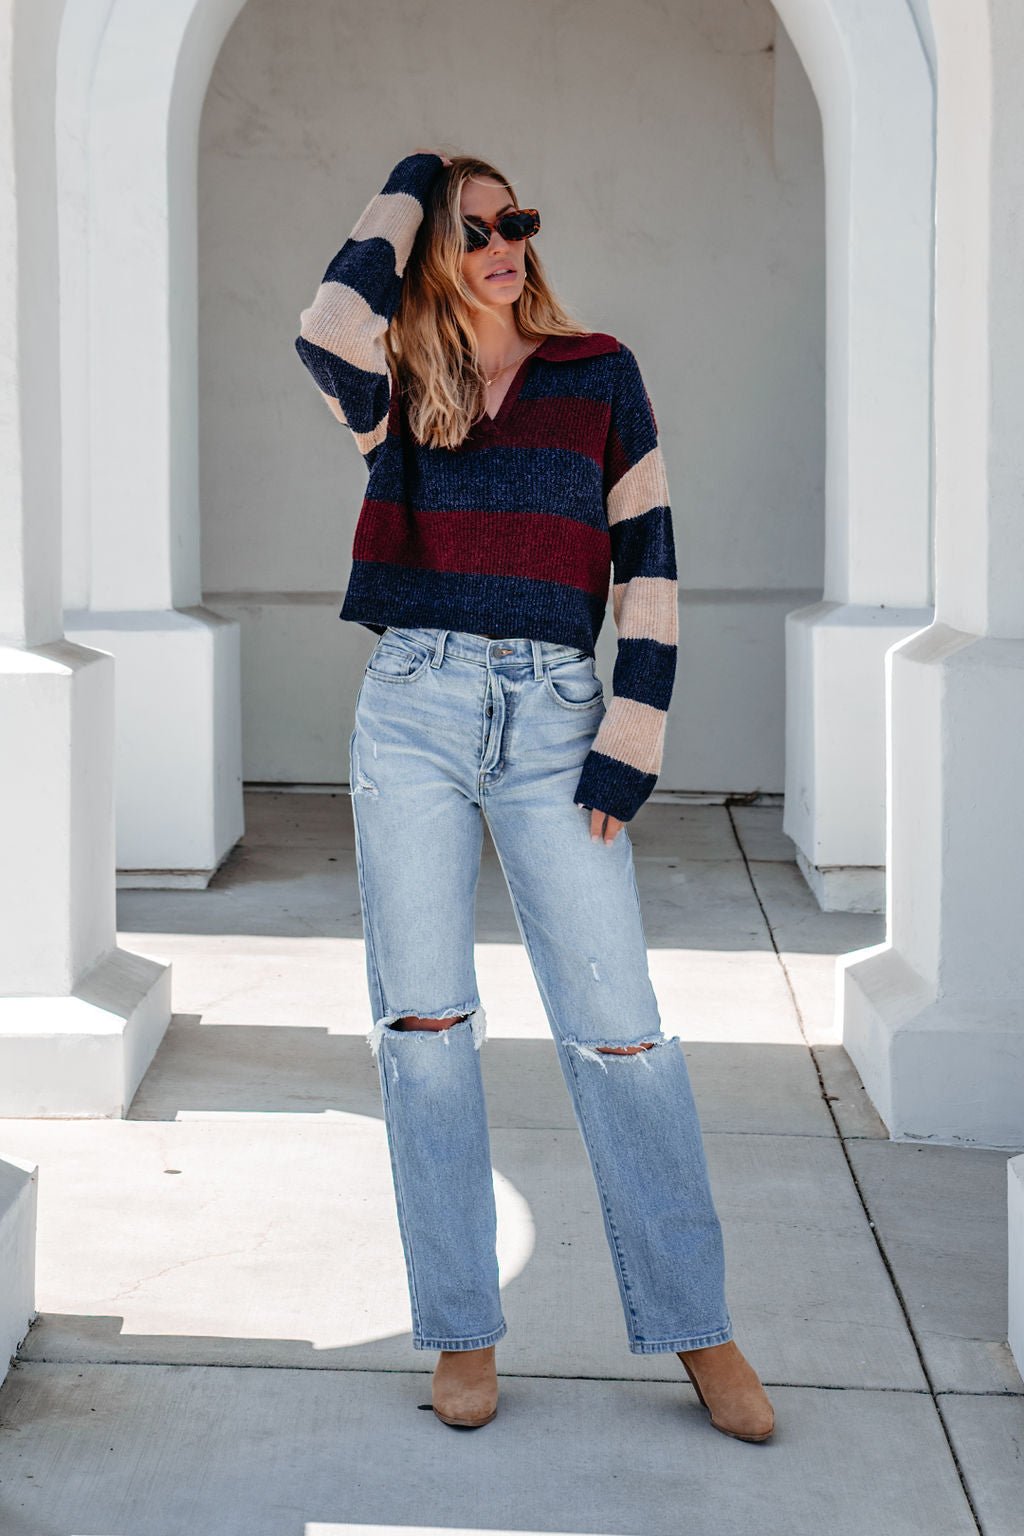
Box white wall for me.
[199,0,825,789]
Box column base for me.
[795,846,885,914]
[64,606,244,887]
[840,943,1024,1148]
[0,946,171,1117]
[1009,1157,1024,1378]
[784,600,932,913]
[0,1155,37,1385]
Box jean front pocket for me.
[365,634,433,684]
[543,655,605,710]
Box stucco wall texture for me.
[199,0,825,788]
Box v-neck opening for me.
[482,348,538,429]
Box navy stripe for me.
[372,442,607,525]
[574,750,658,825]
[609,636,676,713]
[608,345,660,462]
[321,236,402,325]
[340,563,607,651]
[294,336,388,440]
[610,505,677,582]
[519,359,618,407]
[380,151,447,200]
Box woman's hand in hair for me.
[414,147,452,166]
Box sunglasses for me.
[461,208,541,253]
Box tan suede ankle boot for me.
[432,1344,499,1428]
[677,1339,775,1442]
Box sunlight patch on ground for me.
[118,934,809,1045]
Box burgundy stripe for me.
[490,394,610,457]
[604,422,633,496]
[388,392,611,461]
[352,504,611,593]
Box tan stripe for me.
[316,393,388,451]
[355,414,389,455]
[588,695,667,777]
[321,392,347,425]
[299,282,390,377]
[349,189,430,276]
[299,187,425,387]
[611,576,678,646]
[318,392,389,455]
[607,444,671,526]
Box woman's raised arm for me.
[294,150,450,469]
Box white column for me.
[59,0,246,885]
[0,1154,37,1386]
[0,0,170,1116]
[841,0,1024,1146]
[774,0,935,912]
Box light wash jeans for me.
[349,625,733,1355]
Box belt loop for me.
[431,630,448,669]
[531,638,543,680]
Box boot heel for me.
[431,1345,499,1429]
[679,1356,709,1410]
[677,1341,775,1442]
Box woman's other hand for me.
[588,807,625,844]
[413,147,452,166]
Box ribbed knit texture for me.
[295,151,678,822]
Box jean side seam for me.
[481,809,643,1343]
[560,1045,644,1343]
[350,772,425,1341]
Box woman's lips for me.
[485,268,518,282]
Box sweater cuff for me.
[574,748,658,824]
[383,151,447,203]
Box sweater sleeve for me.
[573,344,679,822]
[294,151,446,470]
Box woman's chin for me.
[477,285,520,309]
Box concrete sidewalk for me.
[0,795,1021,1535]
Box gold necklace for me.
[482,341,539,387]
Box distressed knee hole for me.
[367,1003,488,1059]
[567,1034,677,1073]
[393,1014,467,1031]
[595,1043,655,1054]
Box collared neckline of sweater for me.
[529,331,619,362]
[466,331,620,434]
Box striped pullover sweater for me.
[294,151,678,822]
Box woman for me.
[294,148,774,1442]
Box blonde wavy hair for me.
[383,154,592,450]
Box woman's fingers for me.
[589,807,624,843]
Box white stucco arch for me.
[773,0,935,913]
[59,0,245,883]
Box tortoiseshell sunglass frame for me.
[461,208,541,253]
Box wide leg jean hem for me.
[628,1320,735,1355]
[412,1319,509,1352]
